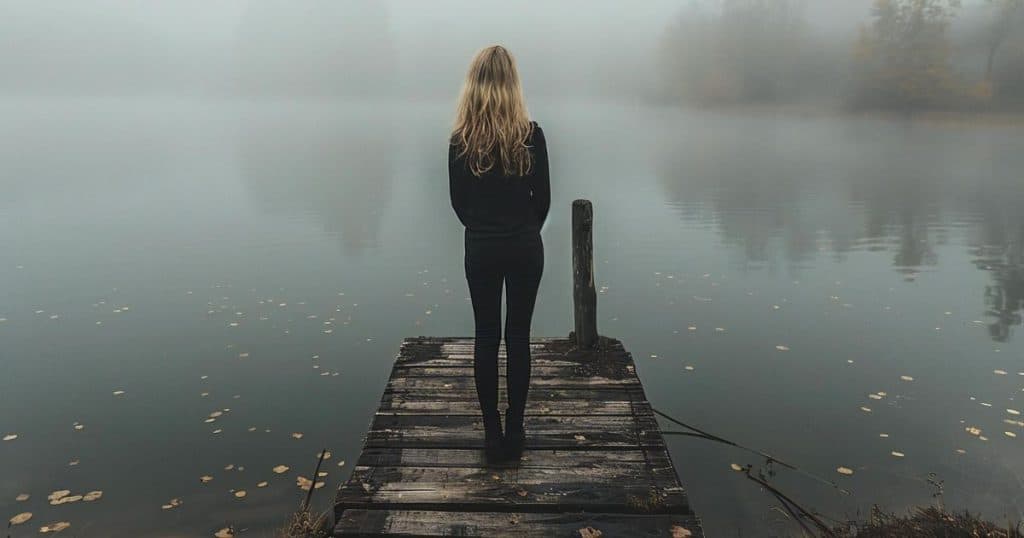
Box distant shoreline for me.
[679,100,1024,127]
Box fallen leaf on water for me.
[579,526,603,538]
[82,491,102,502]
[1006,431,1017,438]
[233,490,246,498]
[257,481,268,488]
[214,528,234,538]
[729,463,743,472]
[879,433,889,438]
[775,345,790,351]
[15,493,30,501]
[291,432,304,440]
[112,390,125,396]
[39,521,71,533]
[47,491,70,502]
[671,525,693,538]
[2,434,16,441]
[1008,409,1021,416]
[337,460,346,467]
[891,451,905,458]
[223,464,234,471]
[900,375,914,382]
[200,476,213,484]
[161,498,183,510]
[836,467,854,476]
[9,512,32,525]
[995,369,1008,375]
[966,426,982,436]
[860,407,872,413]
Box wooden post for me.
[572,199,598,349]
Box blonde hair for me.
[451,45,534,178]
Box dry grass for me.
[276,508,329,538]
[836,506,1023,537]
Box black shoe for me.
[483,412,504,464]
[503,408,525,461]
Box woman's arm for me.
[448,142,470,226]
[530,125,551,228]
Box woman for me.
[448,45,550,463]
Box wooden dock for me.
[332,201,703,536]
[332,336,703,537]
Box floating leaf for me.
[256,481,268,488]
[729,463,743,472]
[671,526,693,538]
[273,465,289,474]
[233,490,246,498]
[836,466,854,476]
[775,345,790,351]
[995,369,1008,375]
[2,433,16,441]
[891,451,905,458]
[291,432,304,440]
[1006,431,1017,438]
[161,498,183,510]
[15,493,30,502]
[200,476,213,484]
[112,390,125,396]
[9,512,32,525]
[47,491,70,502]
[82,491,102,502]
[214,528,234,538]
[899,375,914,382]
[39,521,71,533]
[578,527,603,538]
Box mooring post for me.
[572,199,598,349]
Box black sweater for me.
[448,121,550,240]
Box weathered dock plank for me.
[334,336,703,537]
[335,510,704,537]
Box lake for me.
[1,96,1022,536]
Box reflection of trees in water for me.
[237,108,395,255]
[233,1,396,97]
[655,116,1024,341]
[656,120,877,269]
[968,160,1024,342]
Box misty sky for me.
[0,0,994,98]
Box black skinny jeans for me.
[464,232,544,421]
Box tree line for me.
[658,0,1024,111]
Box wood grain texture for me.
[334,336,703,537]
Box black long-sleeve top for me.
[448,121,550,240]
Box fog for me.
[2,2,1023,536]
[0,0,881,101]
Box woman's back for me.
[448,121,550,240]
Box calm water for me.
[2,96,1022,536]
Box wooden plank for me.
[354,447,671,469]
[336,464,689,514]
[335,509,704,537]
[377,398,649,416]
[364,414,666,450]
[385,376,639,391]
[383,387,647,403]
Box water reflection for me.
[237,107,397,254]
[656,112,1024,340]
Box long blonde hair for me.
[451,45,534,178]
